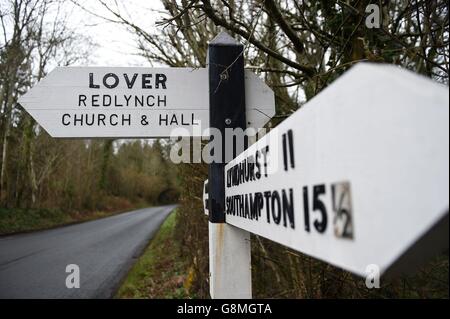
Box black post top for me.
[209,31,243,47]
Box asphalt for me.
[0,205,177,299]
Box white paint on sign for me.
[19,67,275,138]
[203,179,209,216]
[224,63,449,277]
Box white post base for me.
[209,222,252,299]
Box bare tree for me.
[0,0,92,206]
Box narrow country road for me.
[0,205,177,299]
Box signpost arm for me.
[208,32,252,299]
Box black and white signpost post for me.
[207,32,252,299]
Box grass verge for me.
[116,209,191,298]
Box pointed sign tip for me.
[17,95,26,107]
[210,31,242,46]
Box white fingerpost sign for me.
[224,63,449,277]
[18,68,274,138]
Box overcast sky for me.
[68,0,165,67]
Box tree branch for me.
[263,0,305,54]
[201,0,315,77]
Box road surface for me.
[0,205,176,299]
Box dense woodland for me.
[1,0,449,298]
[0,0,179,214]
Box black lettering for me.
[78,95,87,106]
[182,113,189,125]
[103,73,119,89]
[98,114,106,126]
[244,194,250,219]
[124,95,132,106]
[142,74,152,89]
[92,95,99,107]
[124,73,138,89]
[282,189,295,229]
[282,131,295,171]
[122,114,131,126]
[110,114,118,126]
[135,95,144,107]
[257,193,264,217]
[157,95,167,106]
[255,151,261,179]
[62,114,70,125]
[155,73,167,89]
[159,114,168,125]
[245,160,251,182]
[235,164,240,185]
[230,196,235,216]
[239,162,245,184]
[85,114,94,126]
[248,156,255,181]
[303,186,310,232]
[170,114,178,125]
[261,146,270,178]
[282,133,288,171]
[89,73,100,88]
[114,95,123,107]
[225,197,230,215]
[103,95,111,106]
[146,95,155,106]
[239,195,244,217]
[271,191,281,225]
[288,130,295,169]
[74,113,83,126]
[313,184,327,233]
[249,193,259,221]
[264,191,271,223]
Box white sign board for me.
[224,63,449,277]
[18,67,274,138]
